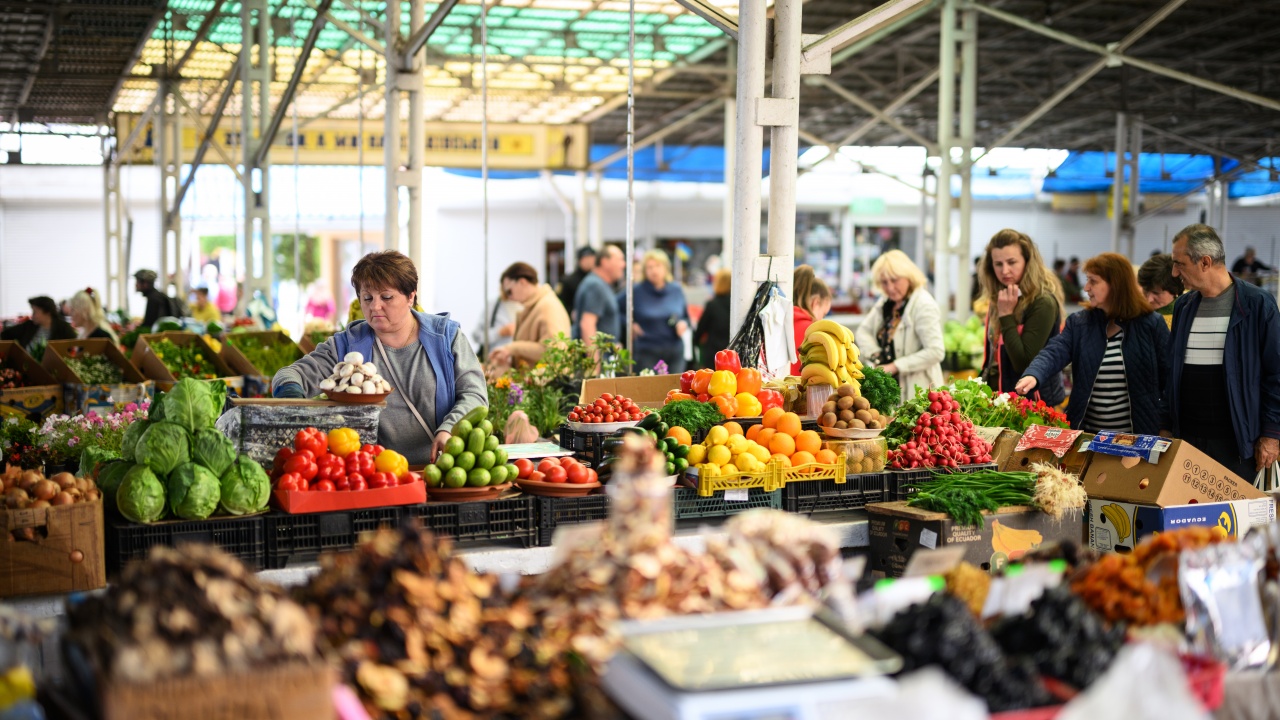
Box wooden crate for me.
[220,331,303,395]
[0,499,105,598]
[43,339,153,414]
[0,340,62,422]
[99,661,336,720]
[131,332,241,391]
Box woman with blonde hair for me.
[791,265,833,375]
[621,249,690,373]
[69,288,118,343]
[979,229,1066,403]
[855,250,944,402]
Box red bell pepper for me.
[345,451,376,479]
[283,450,318,482]
[696,392,710,403]
[333,474,351,491]
[679,370,697,393]
[402,471,422,486]
[368,472,396,489]
[271,447,294,479]
[276,472,307,492]
[756,389,784,412]
[316,453,345,484]
[314,479,336,492]
[294,427,328,457]
[714,349,741,374]
[360,444,385,457]
[348,475,368,492]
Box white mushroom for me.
[346,385,364,394]
[339,364,355,378]
[344,352,364,364]
[332,363,346,375]
[378,379,391,392]
[361,380,377,394]
[319,378,336,391]
[350,372,365,385]
[335,383,349,393]
[360,362,378,376]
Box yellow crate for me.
[781,454,847,486]
[690,461,784,497]
[824,438,888,474]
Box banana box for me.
[1088,497,1276,553]
[1083,434,1267,506]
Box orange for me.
[762,407,786,429]
[746,424,762,442]
[768,433,796,457]
[795,430,822,455]
[771,453,792,469]
[756,428,776,449]
[666,426,692,446]
[776,412,802,438]
[722,421,745,437]
[790,451,817,471]
[815,448,837,466]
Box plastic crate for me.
[105,515,265,575]
[263,507,408,569]
[673,486,781,520]
[535,493,610,546]
[557,424,612,467]
[783,472,889,514]
[780,454,847,487]
[405,497,537,548]
[691,461,784,497]
[887,462,1000,500]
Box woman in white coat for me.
[855,250,945,403]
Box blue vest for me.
[334,310,459,429]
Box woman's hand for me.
[675,320,689,337]
[997,285,1019,317]
[1014,376,1038,395]
[881,362,898,376]
[498,323,515,338]
[431,431,452,464]
[488,345,511,367]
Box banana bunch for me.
[799,320,865,391]
[1099,503,1132,542]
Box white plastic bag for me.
[1057,644,1210,720]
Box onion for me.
[5,489,29,509]
[83,489,101,502]
[29,500,50,510]
[19,470,41,491]
[30,479,57,502]
[52,472,75,490]
[51,492,74,506]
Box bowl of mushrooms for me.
[319,352,393,404]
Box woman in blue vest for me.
[272,251,488,465]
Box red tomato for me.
[545,465,568,483]
[348,476,367,492]
[566,463,588,484]
[537,458,558,475]
[314,480,336,492]
[515,458,535,478]
[587,469,599,484]
[558,456,576,468]
[528,470,546,483]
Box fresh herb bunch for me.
[859,367,901,415]
[65,355,125,385]
[907,470,1038,527]
[228,335,301,377]
[658,399,725,435]
[976,393,1069,432]
[151,339,218,380]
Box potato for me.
[821,412,838,427]
[854,397,871,411]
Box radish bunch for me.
[888,390,993,470]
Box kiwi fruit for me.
[854,409,873,424]
[837,384,856,398]
[849,419,867,430]
[823,401,838,415]
[853,396,871,411]
[850,447,866,463]
[837,395,855,411]
[838,409,854,423]
[835,421,848,429]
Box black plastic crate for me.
[673,486,781,520]
[557,424,614,467]
[535,493,610,546]
[105,515,266,575]
[405,497,537,548]
[783,473,889,514]
[263,507,409,569]
[887,462,1000,500]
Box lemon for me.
[706,426,729,446]
[686,444,707,465]
[726,435,747,454]
[749,443,771,463]
[734,454,758,473]
[707,444,733,467]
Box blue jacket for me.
[334,310,460,429]
[1023,309,1170,435]
[1164,280,1280,459]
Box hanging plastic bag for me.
[1058,644,1211,720]
[759,286,795,381]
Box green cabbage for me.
[208,380,228,422]
[120,420,148,462]
[135,421,191,477]
[167,463,221,520]
[96,461,132,507]
[192,429,236,477]
[150,392,167,421]
[117,465,166,523]
[78,445,119,478]
[163,378,216,433]
[219,455,270,516]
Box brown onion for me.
[19,470,41,491]
[5,488,29,509]
[30,479,57,502]
[29,500,50,510]
[51,492,74,506]
[52,472,75,490]
[83,489,101,502]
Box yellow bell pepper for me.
[375,448,409,478]
[734,392,763,418]
[327,427,362,458]
[708,370,738,398]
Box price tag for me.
[918,527,938,549]
[903,546,966,578]
[972,426,1005,445]
[724,489,750,502]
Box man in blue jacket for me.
[1164,223,1280,481]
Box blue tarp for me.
[1042,150,1280,198]
[445,144,771,184]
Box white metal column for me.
[955,7,976,316]
[1110,112,1127,254]
[384,0,403,253]
[405,0,426,286]
[729,0,766,333]
[590,170,603,249]
[765,0,801,327]
[575,170,589,251]
[157,82,184,297]
[103,144,126,310]
[934,0,957,319]
[722,40,736,266]
[242,0,273,307]
[1124,119,1141,259]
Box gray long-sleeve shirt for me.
[273,329,488,466]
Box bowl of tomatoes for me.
[513,456,601,497]
[565,392,650,433]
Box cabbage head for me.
[192,429,236,478]
[135,421,191,477]
[117,465,166,523]
[167,463,221,520]
[78,445,119,478]
[163,378,216,433]
[219,455,270,516]
[96,461,132,506]
[120,420,148,462]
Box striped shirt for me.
[1083,329,1132,433]
[1180,284,1236,441]
[1185,286,1234,365]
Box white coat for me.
[855,289,946,403]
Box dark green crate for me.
[673,486,781,520]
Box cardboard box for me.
[0,499,106,598]
[98,661,336,720]
[974,427,1022,467]
[868,500,1084,578]
[43,339,154,415]
[131,332,239,384]
[1001,425,1093,476]
[580,374,681,408]
[1082,434,1266,506]
[1087,497,1276,553]
[0,341,62,422]
[220,331,303,398]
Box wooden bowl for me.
[326,389,392,404]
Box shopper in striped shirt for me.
[1163,224,1280,481]
[1016,253,1169,435]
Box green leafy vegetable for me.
[906,470,1038,527]
[77,445,119,479]
[163,378,216,433]
[860,367,901,415]
[120,420,149,462]
[192,428,237,478]
[656,400,725,435]
[117,464,166,523]
[228,335,302,377]
[135,421,192,477]
[167,462,221,520]
[219,455,270,516]
[64,354,125,384]
[151,338,218,380]
[96,461,132,507]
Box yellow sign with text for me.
[115,115,589,170]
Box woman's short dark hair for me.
[28,296,58,316]
[500,262,538,285]
[1137,254,1184,297]
[351,251,418,299]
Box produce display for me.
[112,378,268,522]
[0,368,24,389]
[63,354,125,385]
[66,544,317,683]
[886,389,993,468]
[688,410,833,475]
[567,392,650,424]
[943,316,986,370]
[226,334,302,377]
[513,456,598,485]
[906,470,1038,527]
[151,338,219,380]
[991,585,1126,691]
[798,320,865,389]
[422,406,513,488]
[664,352,784,419]
[817,383,889,431]
[317,352,391,395]
[1,466,99,539]
[272,426,422,493]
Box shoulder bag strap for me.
[374,336,433,440]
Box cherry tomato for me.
[546,466,568,483]
[314,480,336,492]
